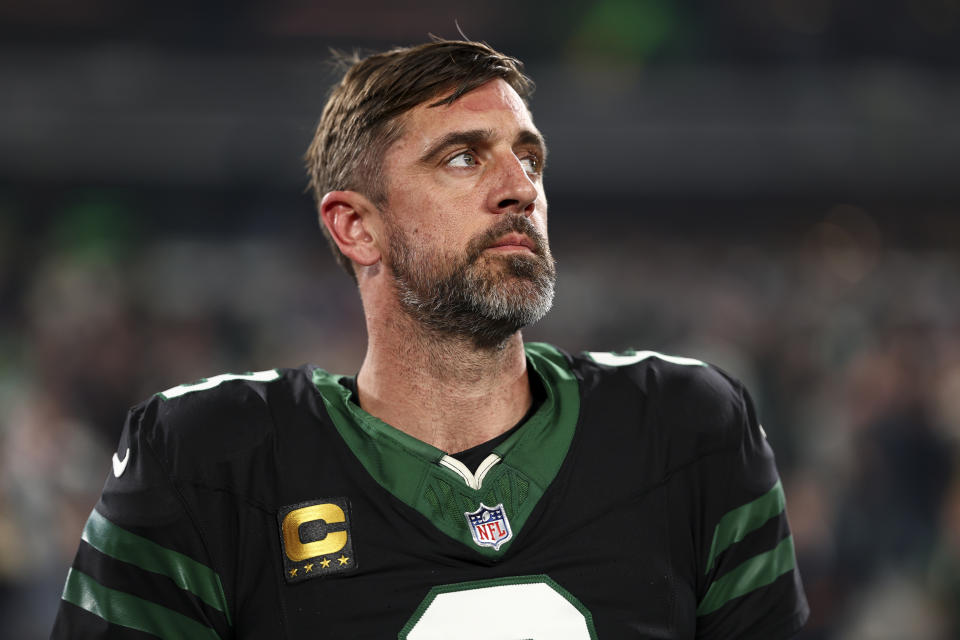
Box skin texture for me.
[320,79,551,454]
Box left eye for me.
[520,155,539,174]
[447,152,477,168]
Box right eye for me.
[447,151,478,168]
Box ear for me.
[319,190,382,268]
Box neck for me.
[356,301,532,454]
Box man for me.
[52,40,808,638]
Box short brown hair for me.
[305,39,534,278]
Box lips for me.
[487,233,536,252]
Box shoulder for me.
[569,349,750,459]
[131,367,308,476]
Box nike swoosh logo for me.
[113,448,130,478]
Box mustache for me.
[464,216,547,262]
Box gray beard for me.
[385,215,556,349]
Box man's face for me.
[377,78,555,347]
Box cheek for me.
[535,179,548,206]
[533,198,548,229]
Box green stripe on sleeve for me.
[62,568,221,639]
[696,535,796,616]
[704,479,786,575]
[82,509,230,624]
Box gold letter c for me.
[282,504,348,562]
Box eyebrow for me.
[516,129,548,167]
[417,128,548,166]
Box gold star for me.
[303,563,313,573]
[288,568,297,577]
[320,558,331,568]
[338,555,350,566]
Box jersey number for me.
[400,575,597,639]
[159,370,280,399]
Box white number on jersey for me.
[159,370,280,399]
[401,575,597,640]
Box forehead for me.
[445,78,530,118]
[400,79,538,146]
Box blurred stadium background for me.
[2,1,960,637]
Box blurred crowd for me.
[1,196,958,639]
[2,0,959,637]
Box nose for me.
[487,152,538,216]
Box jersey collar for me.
[310,342,580,556]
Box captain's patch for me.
[278,498,356,583]
[465,503,513,551]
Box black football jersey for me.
[51,343,808,639]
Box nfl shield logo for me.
[464,503,513,550]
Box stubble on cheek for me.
[382,210,556,347]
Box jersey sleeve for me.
[692,377,808,639]
[51,399,233,639]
